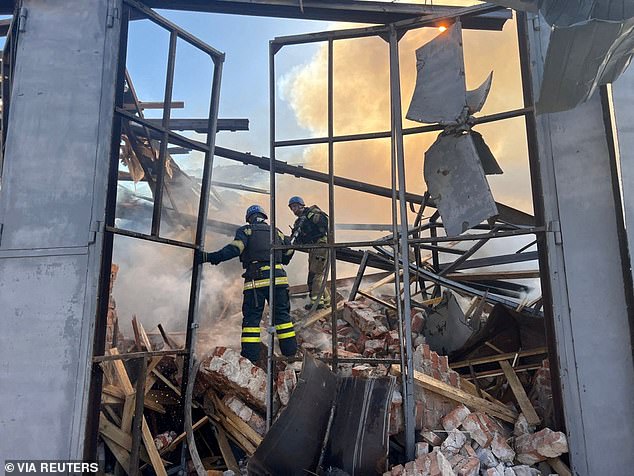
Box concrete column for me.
[524,13,634,475]
[0,0,122,459]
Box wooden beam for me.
[212,394,263,447]
[152,368,182,396]
[93,349,187,363]
[160,416,209,455]
[103,385,166,414]
[459,378,506,407]
[450,347,548,369]
[109,349,136,434]
[463,363,542,380]
[99,414,152,465]
[297,300,345,330]
[213,423,240,474]
[391,365,518,423]
[144,356,163,394]
[109,350,167,476]
[219,416,257,454]
[102,435,131,472]
[100,412,133,451]
[142,419,168,476]
[357,289,397,310]
[499,360,541,426]
[137,320,154,352]
[546,457,572,476]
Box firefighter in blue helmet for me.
[288,196,331,310]
[200,205,297,363]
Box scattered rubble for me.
[98,266,568,476]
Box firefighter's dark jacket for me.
[208,220,293,277]
[293,205,329,244]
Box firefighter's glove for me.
[197,250,222,265]
[206,251,223,265]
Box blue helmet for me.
[245,204,267,222]
[288,196,305,207]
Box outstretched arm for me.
[200,229,247,265]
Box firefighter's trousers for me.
[240,283,297,363]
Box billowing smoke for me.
[276,12,533,226]
[111,12,537,349]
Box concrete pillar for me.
[524,13,634,475]
[0,0,122,459]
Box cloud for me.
[277,12,533,228]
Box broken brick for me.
[391,464,404,476]
[441,429,467,455]
[504,466,540,476]
[198,347,267,410]
[490,432,515,463]
[515,428,568,465]
[442,404,471,432]
[411,311,425,334]
[389,389,405,435]
[513,413,534,437]
[416,442,430,458]
[276,367,297,407]
[343,301,389,337]
[364,338,387,357]
[421,430,443,446]
[452,456,480,476]
[475,447,499,469]
[428,448,456,476]
[223,395,266,436]
[460,412,505,448]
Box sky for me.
[112,2,539,338]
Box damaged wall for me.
[524,11,634,476]
[0,0,122,460]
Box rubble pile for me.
[98,265,566,476]
[385,404,568,476]
[296,297,433,362]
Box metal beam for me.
[144,117,249,132]
[214,145,534,225]
[141,0,511,30]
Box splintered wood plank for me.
[109,349,136,433]
[152,368,182,396]
[142,418,167,476]
[212,394,262,446]
[137,320,154,352]
[391,365,518,423]
[101,412,133,450]
[108,349,167,476]
[546,457,572,476]
[104,405,122,427]
[131,317,143,351]
[450,347,548,369]
[297,300,345,330]
[499,360,541,426]
[102,434,131,472]
[158,323,179,349]
[159,416,209,455]
[102,387,166,414]
[99,414,152,465]
[220,416,257,454]
[213,423,240,473]
[459,378,506,407]
[144,356,163,395]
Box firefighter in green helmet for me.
[288,196,331,310]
